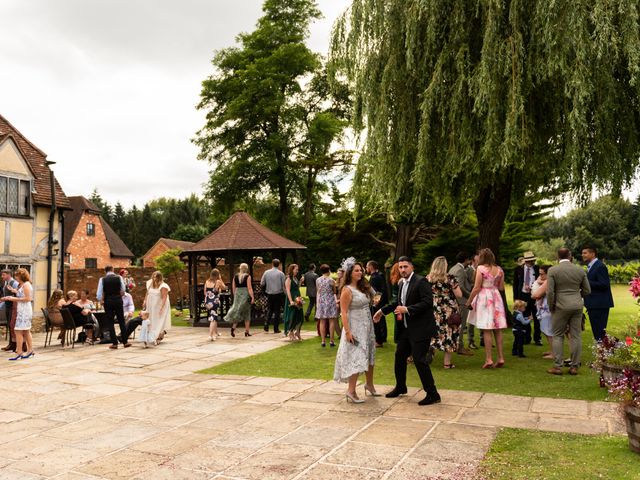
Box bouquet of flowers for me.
[607,368,640,408]
[295,296,304,308]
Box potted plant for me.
[607,368,640,454]
[593,333,624,387]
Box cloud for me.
[0,0,351,208]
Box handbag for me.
[447,312,462,327]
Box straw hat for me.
[523,251,537,262]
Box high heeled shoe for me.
[364,385,381,397]
[244,331,252,337]
[230,327,236,338]
[345,392,365,404]
[8,354,22,361]
[21,352,35,359]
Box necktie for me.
[400,280,408,327]
[524,267,531,293]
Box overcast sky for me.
[0,0,352,208]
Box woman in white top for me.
[1,268,34,360]
[141,271,171,346]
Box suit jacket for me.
[380,273,436,341]
[584,259,614,309]
[449,263,472,301]
[513,264,539,301]
[369,271,388,307]
[547,261,591,312]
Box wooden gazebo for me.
[184,211,306,326]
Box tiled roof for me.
[160,238,196,250]
[64,196,134,259]
[0,114,70,209]
[187,211,306,253]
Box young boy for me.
[512,300,531,357]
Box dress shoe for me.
[535,341,543,346]
[385,387,408,398]
[457,347,473,356]
[123,343,132,348]
[468,342,478,350]
[263,325,269,332]
[568,367,578,375]
[547,367,563,375]
[418,393,441,406]
[109,345,118,350]
[1,342,15,352]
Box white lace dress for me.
[333,286,376,383]
[14,283,32,331]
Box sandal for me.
[482,362,494,369]
[495,361,505,368]
[444,364,456,369]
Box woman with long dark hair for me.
[333,258,378,403]
[205,268,226,341]
[466,248,507,369]
[283,264,304,341]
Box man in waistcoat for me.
[97,265,131,349]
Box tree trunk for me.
[302,166,315,243]
[394,223,414,261]
[473,177,513,260]
[275,149,289,232]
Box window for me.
[0,176,30,217]
[0,264,31,274]
[85,258,97,269]
[86,223,95,236]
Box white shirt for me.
[400,272,414,306]
[587,258,598,271]
[559,259,571,263]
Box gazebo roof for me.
[186,211,306,253]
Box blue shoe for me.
[21,352,34,359]
[8,354,22,361]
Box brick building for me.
[64,196,134,270]
[142,237,194,267]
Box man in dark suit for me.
[513,251,541,345]
[373,256,440,406]
[581,247,614,341]
[96,265,131,350]
[367,260,388,347]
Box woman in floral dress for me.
[315,264,339,347]
[466,248,507,369]
[205,268,226,341]
[427,257,463,369]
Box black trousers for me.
[519,293,540,344]
[304,296,316,321]
[266,293,285,332]
[373,308,387,345]
[512,329,526,356]
[587,308,610,341]
[104,296,128,346]
[394,332,437,395]
[125,316,143,339]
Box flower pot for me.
[625,404,640,454]
[601,363,625,387]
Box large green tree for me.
[331,0,640,256]
[194,0,324,231]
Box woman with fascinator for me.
[333,258,380,403]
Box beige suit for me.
[546,260,591,368]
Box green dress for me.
[283,278,304,333]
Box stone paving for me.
[0,327,626,479]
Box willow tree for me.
[331,0,640,256]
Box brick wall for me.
[142,241,169,268]
[67,211,131,270]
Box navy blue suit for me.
[584,259,614,341]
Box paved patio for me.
[0,327,626,479]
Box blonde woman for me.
[47,289,66,345]
[1,269,34,360]
[225,263,254,337]
[427,256,463,369]
[142,271,171,346]
[205,269,227,341]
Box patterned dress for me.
[468,266,507,330]
[315,276,338,319]
[204,285,221,323]
[333,286,376,382]
[430,275,461,353]
[14,283,32,331]
[531,280,553,337]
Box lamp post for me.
[45,160,57,301]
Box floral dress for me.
[204,284,221,323]
[14,283,32,331]
[315,276,338,319]
[430,275,461,352]
[468,266,507,330]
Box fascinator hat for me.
[340,257,357,273]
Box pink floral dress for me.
[468,266,507,330]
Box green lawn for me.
[478,429,639,480]
[199,284,638,401]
